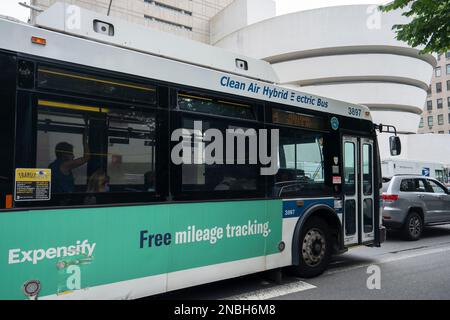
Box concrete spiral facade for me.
[211,2,436,137]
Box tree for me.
[379,0,450,54]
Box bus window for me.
[177,117,259,194]
[36,98,156,205]
[274,129,328,197]
[37,66,157,105]
[36,100,93,190]
[106,109,156,190]
[178,91,256,120]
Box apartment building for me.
[31,0,234,43]
[419,51,450,134]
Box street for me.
[150,225,450,300]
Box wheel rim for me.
[302,228,326,267]
[408,216,422,237]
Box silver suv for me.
[382,175,450,240]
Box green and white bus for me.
[0,3,397,299]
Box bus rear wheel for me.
[291,217,332,278]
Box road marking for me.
[224,281,316,300]
[388,245,429,254]
[326,245,450,275]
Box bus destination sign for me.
[272,109,325,130]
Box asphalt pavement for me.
[149,225,450,300]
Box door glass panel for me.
[363,144,373,196]
[344,142,355,195]
[345,199,356,236]
[363,199,373,233]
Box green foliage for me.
[379,0,450,54]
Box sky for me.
[0,0,31,22]
[0,0,391,22]
[275,0,390,15]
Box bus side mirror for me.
[390,136,401,156]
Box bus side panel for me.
[0,200,282,300]
[0,51,16,209]
[166,200,282,291]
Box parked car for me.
[382,175,450,240]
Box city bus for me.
[0,3,397,299]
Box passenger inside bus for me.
[84,169,110,205]
[48,134,90,194]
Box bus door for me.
[342,136,375,245]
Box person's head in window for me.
[87,169,110,193]
[49,133,90,194]
[55,142,74,161]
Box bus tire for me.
[291,216,332,278]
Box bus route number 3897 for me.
[348,107,362,117]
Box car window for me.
[427,180,448,194]
[414,179,428,193]
[400,179,414,192]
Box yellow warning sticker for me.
[15,169,51,182]
[15,169,51,201]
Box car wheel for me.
[291,217,332,278]
[402,212,423,241]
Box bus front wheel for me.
[291,217,332,278]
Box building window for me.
[428,116,433,127]
[438,114,444,125]
[436,67,441,77]
[448,97,450,108]
[144,15,193,31]
[437,98,443,109]
[447,64,450,75]
[436,82,442,93]
[446,51,450,59]
[419,117,424,128]
[438,131,444,134]
[144,0,193,16]
[447,80,450,91]
[448,113,450,124]
[427,100,432,111]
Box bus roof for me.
[0,3,372,122]
[35,2,279,84]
